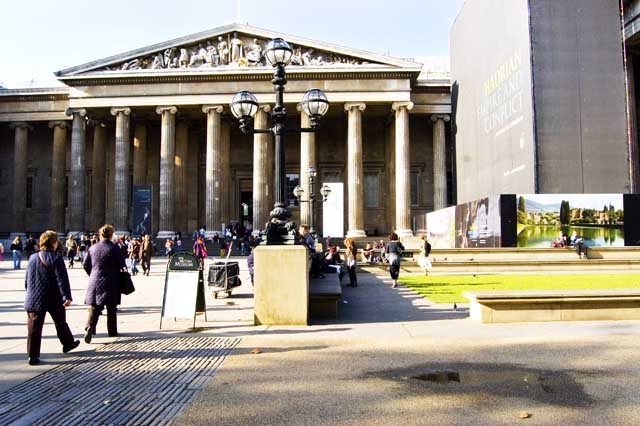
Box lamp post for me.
[230,38,329,245]
[293,167,331,238]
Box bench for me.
[464,289,640,324]
[309,274,342,318]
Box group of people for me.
[8,234,41,269]
[552,230,589,258]
[24,225,132,366]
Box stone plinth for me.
[254,246,309,325]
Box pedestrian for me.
[343,237,358,287]
[82,224,126,342]
[384,232,405,288]
[418,234,432,275]
[65,235,77,268]
[139,234,152,276]
[324,244,345,283]
[129,238,141,276]
[193,236,208,268]
[10,236,23,269]
[79,235,89,263]
[24,230,79,365]
[164,239,174,257]
[24,234,38,260]
[0,241,4,261]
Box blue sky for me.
[0,0,464,87]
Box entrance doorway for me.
[240,191,253,230]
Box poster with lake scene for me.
[516,194,624,248]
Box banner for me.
[132,185,152,237]
[323,183,344,238]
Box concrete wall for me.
[530,0,630,193]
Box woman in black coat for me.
[83,224,126,342]
[24,230,79,365]
[384,232,405,288]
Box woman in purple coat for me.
[82,224,126,343]
[24,230,79,365]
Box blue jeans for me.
[131,258,139,274]
[13,250,22,269]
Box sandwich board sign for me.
[160,252,207,329]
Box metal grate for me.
[0,336,240,426]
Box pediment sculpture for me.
[107,32,370,72]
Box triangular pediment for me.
[55,23,422,78]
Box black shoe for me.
[63,340,80,353]
[108,333,119,338]
[84,328,92,344]
[28,357,40,366]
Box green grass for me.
[399,274,640,304]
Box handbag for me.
[119,269,135,295]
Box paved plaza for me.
[2,258,640,425]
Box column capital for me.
[344,102,366,113]
[110,107,131,116]
[391,101,414,112]
[48,121,69,129]
[65,108,87,117]
[430,114,451,123]
[10,122,34,131]
[202,104,224,114]
[156,105,178,115]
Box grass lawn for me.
[399,274,640,304]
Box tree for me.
[518,196,526,213]
[560,200,571,225]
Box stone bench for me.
[309,274,342,318]
[464,289,640,323]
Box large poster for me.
[132,185,152,237]
[322,183,343,238]
[451,0,536,202]
[516,194,625,248]
[426,207,455,248]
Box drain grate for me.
[0,336,240,426]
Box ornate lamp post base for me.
[263,205,298,245]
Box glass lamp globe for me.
[264,38,293,67]
[301,89,329,119]
[230,91,259,120]
[293,185,304,200]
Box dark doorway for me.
[240,191,253,229]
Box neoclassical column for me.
[91,122,107,231]
[297,106,316,228]
[253,105,272,233]
[392,101,414,237]
[220,120,231,227]
[156,106,177,239]
[203,105,223,238]
[65,108,87,234]
[344,102,366,238]
[10,122,32,235]
[175,120,189,234]
[49,121,68,233]
[431,114,450,211]
[133,123,147,185]
[111,107,131,235]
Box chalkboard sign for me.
[160,252,207,329]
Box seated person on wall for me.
[299,224,324,279]
[570,231,588,259]
[551,231,569,248]
[362,243,374,263]
[324,244,345,282]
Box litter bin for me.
[208,261,241,298]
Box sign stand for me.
[160,252,207,330]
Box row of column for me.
[9,104,449,237]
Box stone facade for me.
[0,24,452,238]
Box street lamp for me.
[293,167,332,237]
[231,38,330,245]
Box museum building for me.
[0,24,453,238]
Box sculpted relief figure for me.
[151,53,164,69]
[179,48,189,68]
[164,48,179,68]
[189,43,208,67]
[205,41,220,66]
[218,36,229,65]
[230,32,244,64]
[121,58,141,70]
[245,38,263,65]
